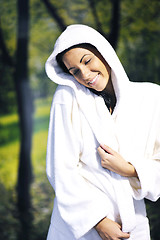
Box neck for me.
[89,77,116,113]
[103,77,115,97]
[101,78,116,114]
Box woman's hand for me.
[97,144,138,177]
[95,217,130,240]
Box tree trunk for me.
[87,0,121,49]
[16,0,33,213]
[42,0,66,31]
[108,0,121,49]
[87,0,103,35]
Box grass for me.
[0,97,52,187]
[0,141,20,188]
[0,96,54,240]
[0,113,19,125]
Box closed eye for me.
[85,59,91,65]
[73,69,80,76]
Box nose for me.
[80,67,90,81]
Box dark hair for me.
[56,49,70,73]
[56,43,97,74]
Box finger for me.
[97,147,110,160]
[116,222,122,229]
[121,232,130,239]
[97,146,106,155]
[100,144,114,155]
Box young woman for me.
[45,24,160,240]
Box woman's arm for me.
[98,138,160,202]
[47,92,110,239]
[97,144,138,177]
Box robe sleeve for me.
[129,121,160,202]
[46,97,109,238]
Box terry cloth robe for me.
[45,24,160,240]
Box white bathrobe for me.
[45,24,160,240]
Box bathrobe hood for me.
[45,24,129,104]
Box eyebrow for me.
[80,54,90,63]
[68,54,91,71]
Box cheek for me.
[94,60,106,73]
[74,74,82,82]
[75,77,88,87]
[75,77,84,85]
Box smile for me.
[88,74,99,86]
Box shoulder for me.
[52,85,76,105]
[129,81,160,100]
[127,82,160,116]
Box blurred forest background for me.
[0,0,160,239]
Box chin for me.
[94,86,106,92]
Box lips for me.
[88,74,99,86]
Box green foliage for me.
[0,65,17,114]
[29,0,59,98]
[46,0,92,25]
[0,0,17,114]
[0,184,20,240]
[119,0,160,84]
[0,141,19,188]
[121,0,160,36]
[0,119,20,146]
[92,0,112,33]
[0,0,17,55]
[0,97,52,185]
[0,97,53,239]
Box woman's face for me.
[62,46,111,92]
